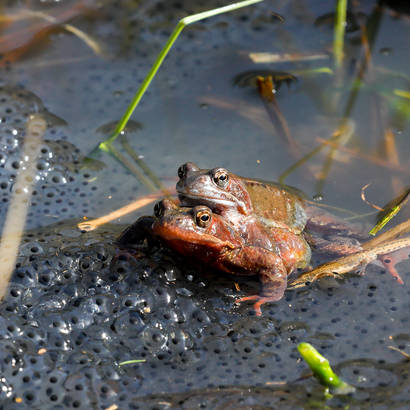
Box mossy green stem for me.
[333,0,347,69]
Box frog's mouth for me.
[178,192,236,208]
[177,192,249,215]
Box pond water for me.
[0,0,409,408]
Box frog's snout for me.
[154,199,177,217]
[177,162,200,180]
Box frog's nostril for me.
[178,162,199,179]
[177,164,185,179]
[154,201,164,217]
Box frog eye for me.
[195,208,212,228]
[212,168,229,188]
[154,202,163,217]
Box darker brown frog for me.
[118,199,311,316]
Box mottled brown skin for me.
[118,199,311,316]
[176,162,367,256]
[176,162,307,235]
[176,162,407,283]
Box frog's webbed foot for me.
[377,253,405,284]
[235,295,283,316]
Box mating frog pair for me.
[119,162,400,315]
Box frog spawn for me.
[0,85,104,230]
[0,218,408,408]
[0,86,409,406]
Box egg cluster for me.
[0,86,101,230]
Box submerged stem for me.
[333,0,347,68]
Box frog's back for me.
[244,179,307,234]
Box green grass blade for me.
[119,359,146,366]
[99,0,264,150]
[369,188,410,235]
[333,0,347,68]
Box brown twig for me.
[256,76,300,158]
[77,190,175,232]
[361,183,384,211]
[388,346,410,359]
[288,236,410,289]
[0,1,94,65]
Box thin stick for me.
[0,115,47,299]
[248,52,329,64]
[77,193,170,232]
[288,236,410,289]
[360,183,384,211]
[256,76,300,158]
[21,10,103,56]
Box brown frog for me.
[176,162,365,254]
[176,162,308,236]
[118,199,311,316]
[176,162,406,282]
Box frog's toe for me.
[378,255,404,285]
[235,295,276,316]
[235,295,259,303]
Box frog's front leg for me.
[117,216,156,247]
[228,246,287,316]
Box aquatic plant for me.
[298,342,355,396]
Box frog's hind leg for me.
[376,253,405,284]
[306,233,363,256]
